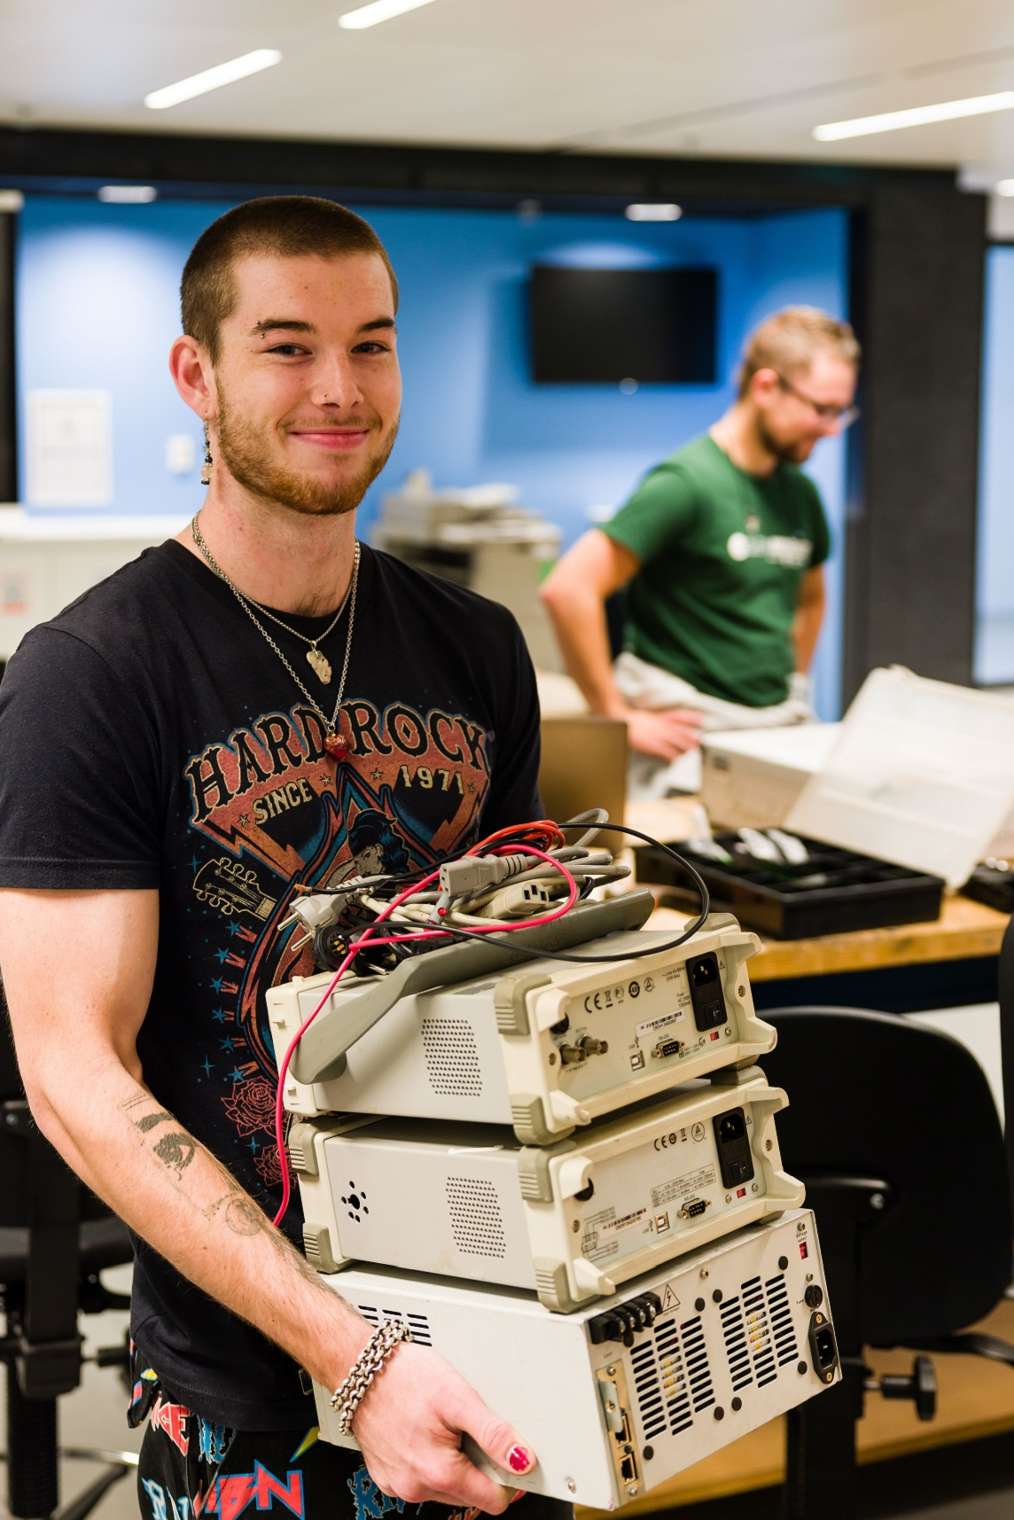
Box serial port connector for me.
[679,1198,709,1220]
[653,1038,683,1059]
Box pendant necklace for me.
[241,588,351,687]
[205,555,352,686]
[190,513,359,760]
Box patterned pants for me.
[131,1359,571,1520]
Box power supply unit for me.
[311,1208,839,1509]
[268,913,772,1143]
[291,1071,803,1310]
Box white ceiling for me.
[4,0,1014,179]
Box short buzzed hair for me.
[737,306,860,399]
[181,195,399,359]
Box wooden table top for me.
[646,891,1007,981]
[624,799,1008,982]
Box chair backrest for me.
[1,978,109,1227]
[760,1005,1012,1344]
[997,914,1014,1227]
[0,978,36,1228]
[1,979,133,1519]
[0,975,22,1099]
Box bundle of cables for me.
[270,812,710,1225]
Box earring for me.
[200,423,212,486]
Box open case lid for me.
[786,666,1014,889]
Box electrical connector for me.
[438,857,501,897]
[471,882,554,921]
[438,853,527,897]
[279,893,342,934]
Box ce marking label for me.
[584,984,623,1013]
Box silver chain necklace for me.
[246,583,353,686]
[190,512,360,760]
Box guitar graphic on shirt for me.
[193,857,278,922]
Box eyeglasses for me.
[776,372,860,429]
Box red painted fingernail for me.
[508,1446,531,1474]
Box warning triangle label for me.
[662,1284,679,1310]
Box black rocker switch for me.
[688,953,727,1031]
[713,1107,754,1189]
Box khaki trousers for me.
[613,651,813,800]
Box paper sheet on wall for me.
[26,389,113,507]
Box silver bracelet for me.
[330,1317,412,1435]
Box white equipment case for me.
[700,668,1014,885]
[268,916,773,1143]
[312,1209,839,1509]
[291,1073,803,1311]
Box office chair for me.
[759,1005,1013,1520]
[998,913,1014,1232]
[1,986,137,1519]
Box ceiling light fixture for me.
[339,0,437,30]
[144,49,282,110]
[98,185,158,204]
[814,90,1014,141]
[995,178,1014,196]
[625,203,683,221]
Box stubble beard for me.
[215,389,399,517]
[756,414,814,466]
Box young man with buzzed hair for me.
[0,197,556,1519]
[541,307,860,797]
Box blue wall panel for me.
[975,244,1014,684]
[978,245,1014,622]
[16,198,234,518]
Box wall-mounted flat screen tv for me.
[529,264,717,384]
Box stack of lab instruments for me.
[267,890,840,1509]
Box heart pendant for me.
[324,732,349,760]
[307,647,332,684]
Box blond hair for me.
[737,306,860,399]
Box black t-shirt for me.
[0,539,541,1429]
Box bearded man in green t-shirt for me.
[541,306,860,797]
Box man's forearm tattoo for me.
[125,1105,195,1175]
[120,1089,327,1289]
[204,1184,263,1238]
[134,1110,173,1134]
[153,1131,197,1176]
[204,1178,333,1294]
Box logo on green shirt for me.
[726,531,812,568]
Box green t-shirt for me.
[604,434,831,707]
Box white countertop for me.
[0,506,186,541]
